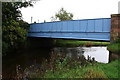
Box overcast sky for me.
[21,0,120,23]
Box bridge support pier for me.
[110,14,120,43]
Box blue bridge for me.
[28,18,111,41]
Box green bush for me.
[23,53,119,79]
[107,43,120,53]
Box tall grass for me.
[23,51,119,79]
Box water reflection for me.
[53,47,109,63]
[83,47,109,63]
[53,47,84,59]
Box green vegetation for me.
[43,60,119,78]
[107,43,120,53]
[25,52,119,79]
[96,60,119,78]
[43,64,107,78]
[54,39,110,47]
[107,38,120,53]
[2,2,119,79]
[51,8,73,21]
[2,2,33,56]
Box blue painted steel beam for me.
[28,18,111,41]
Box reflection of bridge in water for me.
[28,18,111,41]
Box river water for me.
[53,47,109,63]
[3,46,110,78]
[83,47,109,63]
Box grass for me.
[45,39,119,78]
[26,51,119,79]
[54,39,110,47]
[16,39,119,79]
[107,43,120,53]
[43,64,107,78]
[96,59,119,78]
[107,38,120,53]
[43,60,119,78]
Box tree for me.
[55,8,73,21]
[2,2,33,56]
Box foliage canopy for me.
[52,8,73,21]
[2,2,33,55]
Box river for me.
[53,47,109,63]
[3,46,111,78]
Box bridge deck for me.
[28,18,111,41]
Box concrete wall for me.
[111,14,120,42]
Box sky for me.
[21,0,120,23]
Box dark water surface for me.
[3,47,51,78]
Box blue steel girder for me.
[28,18,111,41]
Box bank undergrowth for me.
[14,39,119,79]
[108,43,120,53]
[42,60,119,79]
[24,52,119,79]
[107,38,120,54]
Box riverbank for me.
[3,38,119,79]
[107,38,120,55]
[54,39,110,47]
[27,57,119,79]
[107,43,120,53]
[43,60,119,78]
[3,44,119,79]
